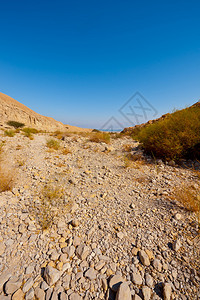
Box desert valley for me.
[0,92,199,300]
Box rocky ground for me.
[0,132,199,300]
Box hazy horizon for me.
[0,1,200,129]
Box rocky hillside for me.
[121,101,200,136]
[0,131,199,300]
[0,92,91,132]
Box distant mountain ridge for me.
[0,92,91,132]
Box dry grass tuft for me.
[123,144,133,152]
[173,184,200,224]
[88,132,110,144]
[4,130,15,137]
[61,147,71,155]
[0,146,15,192]
[46,139,60,150]
[30,183,73,230]
[22,127,38,139]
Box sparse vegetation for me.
[22,127,38,139]
[132,104,200,160]
[30,183,73,230]
[173,184,200,225]
[124,152,145,168]
[4,130,15,137]
[0,146,15,192]
[89,132,110,144]
[7,120,25,129]
[46,138,60,150]
[122,144,133,152]
[61,147,71,155]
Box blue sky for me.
[0,0,200,129]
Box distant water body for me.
[98,129,122,133]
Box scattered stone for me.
[43,266,61,286]
[145,273,153,288]
[59,292,68,300]
[69,293,82,300]
[172,239,182,252]
[34,287,45,300]
[109,275,124,292]
[22,278,34,293]
[76,244,90,260]
[85,268,97,280]
[133,295,142,300]
[25,288,34,300]
[174,213,182,220]
[139,250,150,266]
[116,282,131,300]
[163,282,172,300]
[71,219,79,227]
[12,289,24,300]
[4,277,22,295]
[132,273,142,285]
[152,259,162,272]
[142,286,151,300]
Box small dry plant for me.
[61,147,71,155]
[0,145,15,192]
[173,184,200,224]
[31,183,73,230]
[4,130,15,137]
[122,144,133,152]
[46,139,60,150]
[124,153,145,168]
[89,132,110,144]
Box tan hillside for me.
[0,92,91,132]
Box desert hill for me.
[0,92,91,132]
[121,101,200,135]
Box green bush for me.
[136,105,200,160]
[7,121,25,128]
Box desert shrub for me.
[51,130,64,140]
[22,127,38,137]
[46,139,60,150]
[123,144,133,152]
[136,105,200,160]
[124,153,144,168]
[173,184,200,224]
[4,130,15,137]
[89,132,110,144]
[30,183,73,230]
[61,147,71,155]
[7,121,25,129]
[0,148,15,192]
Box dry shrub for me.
[4,130,15,137]
[173,184,200,224]
[124,153,145,168]
[89,132,110,144]
[22,127,38,139]
[61,147,71,155]
[46,139,60,150]
[0,146,15,192]
[30,183,73,230]
[123,144,133,152]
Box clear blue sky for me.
[0,0,200,129]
